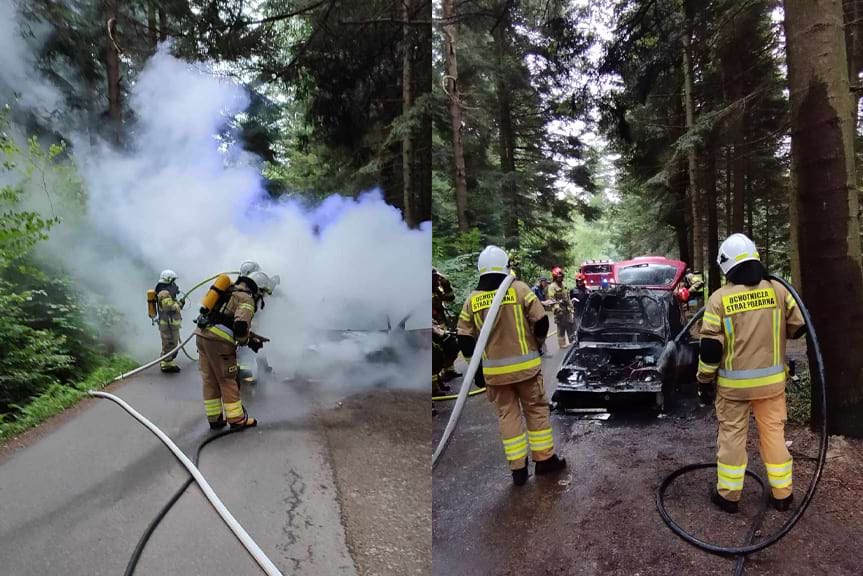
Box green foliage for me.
[786,371,812,425]
[433,229,483,305]
[0,112,112,421]
[0,355,138,441]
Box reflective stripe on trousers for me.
[716,460,746,491]
[502,432,528,461]
[204,398,223,417]
[527,428,553,452]
[765,459,792,489]
[224,400,244,420]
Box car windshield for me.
[580,293,665,330]
[582,264,612,274]
[617,264,678,287]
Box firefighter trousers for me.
[715,392,793,501]
[159,321,180,362]
[486,374,555,470]
[555,314,575,348]
[196,335,245,424]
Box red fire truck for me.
[579,259,614,290]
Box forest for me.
[0,0,431,437]
[431,0,863,436]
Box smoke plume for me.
[0,6,431,393]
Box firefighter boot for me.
[160,360,181,373]
[710,487,739,514]
[512,458,529,486]
[441,368,462,382]
[534,454,567,476]
[770,493,794,512]
[209,416,227,430]
[230,409,258,430]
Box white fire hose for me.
[432,273,515,468]
[109,333,196,383]
[88,390,284,576]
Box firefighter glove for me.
[698,381,715,405]
[248,337,264,353]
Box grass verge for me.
[0,355,138,441]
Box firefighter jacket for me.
[697,279,805,401]
[686,272,705,292]
[155,282,182,326]
[457,279,546,386]
[433,273,455,326]
[194,282,257,347]
[547,280,573,319]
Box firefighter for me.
[570,273,589,328]
[457,246,567,486]
[195,270,274,429]
[236,260,277,380]
[547,266,575,348]
[155,269,183,373]
[240,260,260,276]
[433,318,460,397]
[684,268,706,311]
[433,268,460,382]
[696,234,805,513]
[534,277,556,311]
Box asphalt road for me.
[0,357,357,576]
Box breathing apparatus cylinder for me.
[146,289,157,320]
[197,274,232,324]
[432,272,516,468]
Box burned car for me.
[553,270,698,411]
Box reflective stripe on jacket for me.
[697,279,805,400]
[456,280,546,386]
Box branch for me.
[235,0,332,27]
[338,18,433,26]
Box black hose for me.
[656,274,828,573]
[125,428,241,575]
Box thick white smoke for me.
[1,12,431,392]
[0,1,62,118]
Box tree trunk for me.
[706,144,721,294]
[413,0,432,224]
[745,158,754,239]
[401,0,415,227]
[732,126,745,232]
[725,146,732,235]
[442,0,469,232]
[844,0,863,228]
[158,7,167,41]
[764,192,771,270]
[672,161,691,264]
[494,4,518,249]
[147,1,157,48]
[789,175,802,289]
[784,0,863,436]
[105,0,122,145]
[682,21,703,271]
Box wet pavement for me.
[432,331,863,576]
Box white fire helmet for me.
[248,271,277,295]
[477,245,509,276]
[717,233,760,275]
[159,269,178,283]
[240,260,261,276]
